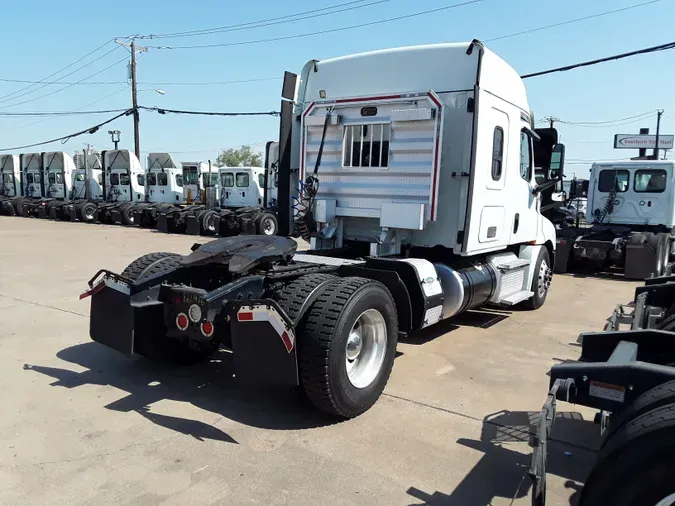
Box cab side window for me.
[519,131,533,182]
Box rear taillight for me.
[201,321,214,337]
[176,313,189,331]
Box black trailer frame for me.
[529,275,675,505]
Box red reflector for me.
[201,321,214,337]
[79,280,105,300]
[238,312,253,321]
[280,331,293,353]
[175,296,181,304]
[176,313,189,331]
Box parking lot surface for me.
[0,217,640,505]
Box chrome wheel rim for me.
[655,493,675,506]
[205,215,216,232]
[345,309,387,389]
[262,217,276,235]
[537,259,552,298]
[84,207,94,220]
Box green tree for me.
[216,145,263,167]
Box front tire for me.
[298,277,398,418]
[523,248,552,310]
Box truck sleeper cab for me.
[84,40,564,420]
[555,160,675,279]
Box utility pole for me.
[115,39,146,160]
[654,110,663,160]
[130,40,140,161]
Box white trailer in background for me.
[0,154,22,215]
[84,40,565,419]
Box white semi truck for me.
[82,40,565,418]
[555,160,675,279]
[0,154,21,215]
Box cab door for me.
[508,130,539,244]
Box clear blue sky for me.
[1,0,674,176]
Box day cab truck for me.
[81,40,565,418]
[0,154,21,215]
[530,276,675,505]
[156,163,279,236]
[555,160,675,279]
[133,152,185,228]
[95,149,146,225]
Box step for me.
[494,258,530,272]
[500,290,534,306]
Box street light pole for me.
[108,130,121,150]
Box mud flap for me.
[89,282,134,356]
[186,214,200,235]
[230,300,299,385]
[156,214,172,233]
[554,238,572,273]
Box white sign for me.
[614,134,674,150]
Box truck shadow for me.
[401,309,511,345]
[24,342,337,441]
[405,409,598,506]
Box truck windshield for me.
[3,174,14,183]
[147,173,157,185]
[120,173,130,186]
[258,174,265,188]
[110,174,119,185]
[175,174,183,187]
[137,174,145,186]
[598,169,629,193]
[74,173,85,182]
[157,172,168,186]
[221,173,234,187]
[184,167,199,185]
[634,169,667,193]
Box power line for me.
[140,106,280,117]
[0,39,116,102]
[146,0,484,50]
[0,45,123,105]
[0,76,281,86]
[558,110,658,125]
[0,110,133,152]
[1,87,130,132]
[521,40,675,79]
[0,108,128,117]
[0,55,130,109]
[485,0,664,42]
[143,0,394,39]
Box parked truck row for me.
[0,142,281,237]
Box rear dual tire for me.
[292,276,399,418]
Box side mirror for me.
[548,143,565,180]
